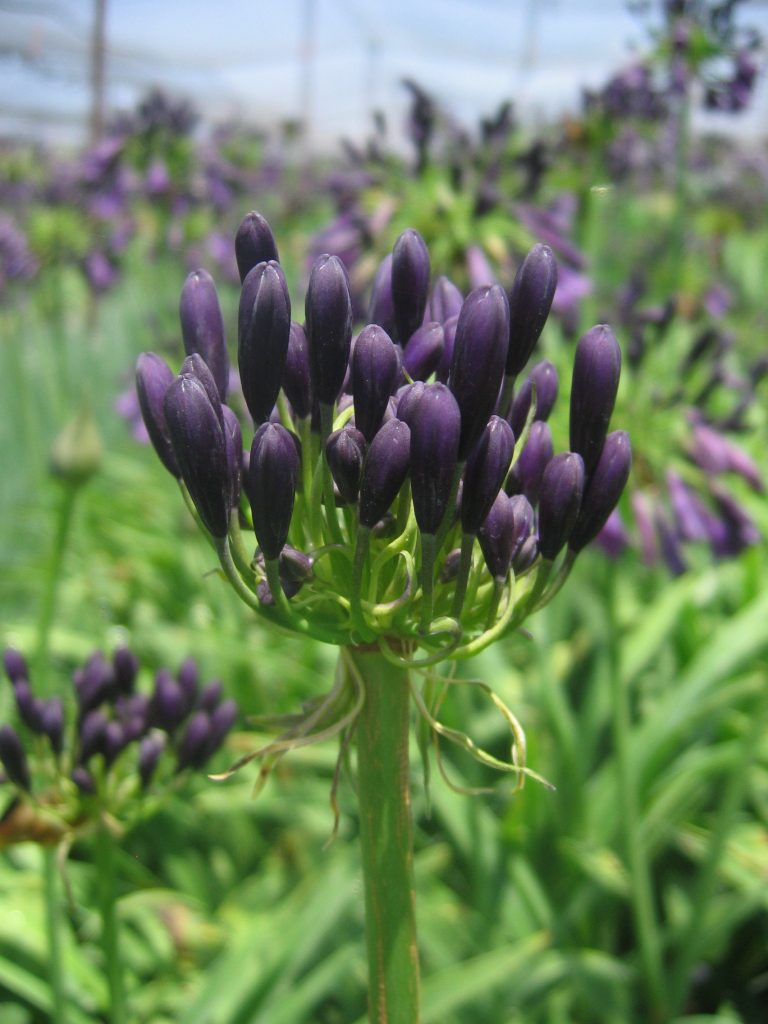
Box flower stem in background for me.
[345,647,420,1024]
[42,845,67,1024]
[34,481,79,688]
[95,824,127,1024]
[668,688,768,1017]
[607,571,667,1018]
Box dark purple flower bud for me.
[359,419,411,529]
[112,647,139,695]
[78,710,108,763]
[3,647,28,685]
[235,211,279,283]
[396,381,427,426]
[510,360,559,436]
[283,322,313,420]
[198,680,223,713]
[138,734,165,789]
[440,548,462,582]
[403,322,444,381]
[305,254,353,407]
[666,469,709,542]
[513,533,539,574]
[176,712,212,771]
[429,276,463,324]
[13,679,45,732]
[238,261,291,425]
[247,423,299,560]
[569,325,622,477]
[506,244,558,377]
[164,374,231,537]
[410,384,462,535]
[238,259,288,360]
[326,425,366,504]
[177,658,199,713]
[0,725,31,790]
[461,416,515,534]
[149,670,187,732]
[690,423,763,492]
[136,353,180,476]
[221,405,243,510]
[449,284,510,459]
[180,353,224,424]
[368,253,396,338]
[478,492,516,580]
[506,421,554,505]
[569,431,631,553]
[72,765,95,794]
[509,494,535,562]
[103,721,128,766]
[436,314,459,384]
[39,698,65,756]
[207,699,237,756]
[538,452,585,559]
[352,324,401,442]
[280,546,314,586]
[391,229,430,344]
[179,269,229,401]
[74,652,115,713]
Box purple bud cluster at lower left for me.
[0,646,237,808]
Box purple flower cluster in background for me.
[0,645,237,840]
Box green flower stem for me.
[34,480,79,688]
[94,824,126,1024]
[419,533,438,633]
[42,846,66,1024]
[345,646,420,1024]
[451,532,475,620]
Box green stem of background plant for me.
[95,824,127,1024]
[607,570,667,1020]
[667,691,768,1016]
[34,480,79,688]
[345,646,420,1024]
[43,845,66,1024]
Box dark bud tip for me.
[112,647,139,695]
[449,284,510,459]
[326,425,367,505]
[352,324,401,442]
[3,647,28,685]
[136,352,180,477]
[359,419,412,529]
[478,492,516,580]
[461,415,515,534]
[429,276,463,324]
[239,260,292,425]
[176,712,212,772]
[391,229,430,344]
[247,422,300,560]
[569,324,622,477]
[506,420,554,506]
[570,431,632,552]
[403,321,444,382]
[410,383,462,535]
[164,374,231,537]
[305,254,353,407]
[537,452,585,560]
[138,733,166,790]
[283,321,313,420]
[510,360,559,436]
[179,269,229,401]
[0,724,31,791]
[506,243,558,377]
[235,211,280,283]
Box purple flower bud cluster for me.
[0,646,237,824]
[137,212,630,649]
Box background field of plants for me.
[1,3,768,1021]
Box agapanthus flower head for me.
[0,647,237,845]
[134,211,629,682]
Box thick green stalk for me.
[345,647,420,1024]
[42,846,66,1024]
[95,825,126,1024]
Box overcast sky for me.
[1,0,767,147]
